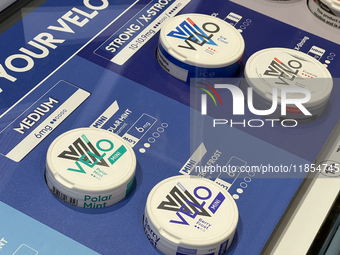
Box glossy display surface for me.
[0,1,339,255]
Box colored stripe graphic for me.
[274,57,282,64]
[198,83,223,106]
[187,17,195,25]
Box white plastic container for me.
[143,175,238,255]
[45,128,136,208]
[308,0,340,29]
[157,13,245,83]
[240,48,333,123]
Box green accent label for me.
[126,176,134,196]
[108,145,127,165]
[82,134,89,143]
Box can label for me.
[157,46,189,81]
[47,129,136,208]
[166,17,221,52]
[143,214,161,248]
[157,183,223,228]
[144,177,238,254]
[263,57,303,85]
[252,51,326,99]
[152,179,236,238]
[83,194,113,209]
[158,14,244,82]
[157,44,241,82]
[163,15,242,62]
[58,134,127,175]
[50,185,79,207]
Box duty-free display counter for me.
[0,0,339,254]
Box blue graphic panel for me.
[0,202,99,255]
[0,0,339,255]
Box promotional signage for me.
[0,0,339,255]
[0,80,90,161]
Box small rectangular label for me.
[90,101,119,128]
[108,145,127,165]
[157,47,188,81]
[121,133,140,147]
[225,156,247,173]
[94,0,191,65]
[121,113,157,147]
[224,12,242,26]
[179,143,207,175]
[176,246,197,254]
[208,192,225,214]
[214,178,232,191]
[307,45,326,60]
[218,239,229,255]
[179,158,197,175]
[217,156,246,180]
[0,81,90,162]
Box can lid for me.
[145,175,238,252]
[244,48,333,108]
[318,0,340,17]
[159,13,245,68]
[327,0,340,11]
[46,128,136,202]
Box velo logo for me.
[58,134,111,173]
[263,57,305,85]
[167,17,219,51]
[157,183,211,226]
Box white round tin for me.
[45,128,136,208]
[143,175,238,255]
[157,13,245,83]
[308,0,340,29]
[240,47,333,123]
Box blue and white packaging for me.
[143,175,238,255]
[45,128,136,208]
[157,13,245,83]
